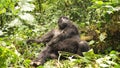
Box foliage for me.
[0,46,18,68]
[37,50,120,68]
[0,0,120,68]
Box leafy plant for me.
[0,0,120,68]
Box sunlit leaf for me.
[0,8,6,14]
[0,30,4,36]
[15,6,20,10]
[104,5,114,9]
[89,40,95,45]
[86,21,90,25]
[20,2,35,11]
[95,1,104,5]
[42,3,50,10]
[106,11,113,14]
[1,41,6,46]
[19,13,35,22]
[9,18,22,27]
[110,50,117,54]
[95,30,100,34]
[26,0,34,2]
[96,58,103,64]
[83,49,98,59]
[106,61,116,65]
[99,32,107,42]
[111,0,120,4]
[100,64,108,67]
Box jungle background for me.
[0,0,120,68]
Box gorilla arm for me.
[47,26,79,46]
[27,30,54,44]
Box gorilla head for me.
[58,16,71,30]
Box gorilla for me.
[27,16,90,67]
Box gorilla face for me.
[58,22,67,29]
[58,16,70,29]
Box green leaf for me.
[89,40,95,45]
[19,1,35,11]
[0,30,4,36]
[19,13,35,23]
[99,64,109,67]
[95,1,104,5]
[9,18,22,27]
[83,49,98,59]
[23,59,31,67]
[0,8,6,14]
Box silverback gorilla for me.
[27,16,90,67]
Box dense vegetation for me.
[0,0,120,68]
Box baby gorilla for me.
[27,16,90,67]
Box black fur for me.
[27,16,90,67]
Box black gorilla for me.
[27,16,90,67]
